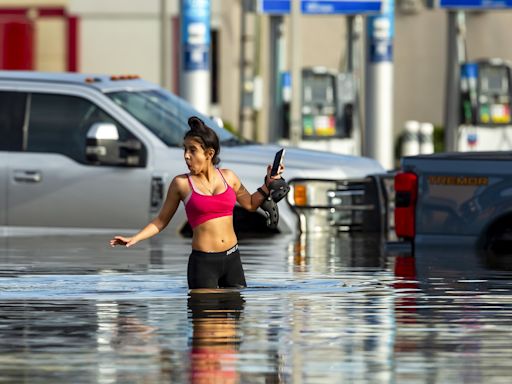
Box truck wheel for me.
[233,207,279,237]
[484,226,512,254]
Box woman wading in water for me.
[110,116,284,289]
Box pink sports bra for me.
[184,169,237,229]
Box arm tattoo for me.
[238,183,249,195]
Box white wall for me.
[394,9,512,137]
[70,0,173,86]
[79,18,161,83]
[36,17,67,72]
[394,9,447,136]
[70,0,161,15]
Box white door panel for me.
[8,153,151,229]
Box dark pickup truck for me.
[394,151,512,252]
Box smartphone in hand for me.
[270,149,285,176]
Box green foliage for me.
[433,125,444,153]
[222,120,239,136]
[394,124,445,167]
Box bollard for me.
[401,120,420,156]
[419,122,434,154]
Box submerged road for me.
[0,232,511,383]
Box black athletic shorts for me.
[187,244,247,289]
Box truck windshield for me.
[107,89,239,147]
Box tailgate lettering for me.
[428,176,488,186]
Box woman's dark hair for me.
[184,116,220,165]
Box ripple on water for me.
[0,271,388,301]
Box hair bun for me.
[184,115,221,165]
[188,116,205,131]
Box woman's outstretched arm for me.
[110,176,183,247]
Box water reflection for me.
[241,232,396,384]
[290,232,387,272]
[100,301,176,383]
[188,290,245,383]
[1,232,512,382]
[393,246,512,383]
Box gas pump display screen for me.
[302,72,338,138]
[480,66,508,93]
[477,64,511,125]
[485,74,505,93]
[307,76,334,102]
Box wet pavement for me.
[1,231,512,383]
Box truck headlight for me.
[287,180,337,207]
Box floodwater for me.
[1,232,512,383]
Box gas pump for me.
[301,67,337,138]
[280,66,359,155]
[458,58,512,151]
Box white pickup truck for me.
[394,151,512,252]
[0,71,385,237]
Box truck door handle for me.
[13,170,42,183]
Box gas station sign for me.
[258,0,383,14]
[439,0,512,8]
[181,0,210,71]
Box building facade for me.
[2,0,512,155]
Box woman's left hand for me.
[265,164,285,185]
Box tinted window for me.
[107,89,238,147]
[108,89,186,147]
[27,93,132,164]
[0,91,25,151]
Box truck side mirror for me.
[86,123,143,167]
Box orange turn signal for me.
[110,74,140,81]
[84,77,101,83]
[293,184,307,206]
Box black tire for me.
[484,226,512,254]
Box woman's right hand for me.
[110,236,138,248]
